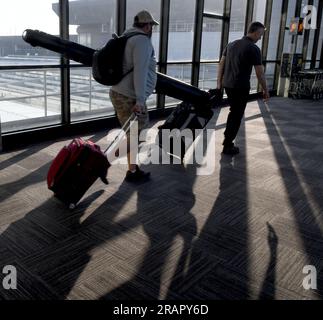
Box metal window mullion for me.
[273,0,288,90]
[295,0,303,17]
[116,0,126,35]
[191,0,204,87]
[311,0,323,68]
[220,0,232,56]
[60,0,70,125]
[157,0,170,109]
[244,0,255,35]
[203,12,226,20]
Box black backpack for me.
[92,32,146,86]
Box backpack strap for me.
[121,32,150,78]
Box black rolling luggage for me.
[157,102,214,161]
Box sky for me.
[0,0,76,36]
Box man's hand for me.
[263,89,270,102]
[217,56,226,90]
[255,65,269,102]
[132,103,146,114]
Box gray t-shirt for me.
[223,36,262,89]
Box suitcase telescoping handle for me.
[104,112,138,154]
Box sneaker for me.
[125,165,151,183]
[222,145,240,155]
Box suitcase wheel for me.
[69,203,76,210]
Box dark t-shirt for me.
[223,36,262,89]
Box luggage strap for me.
[104,112,138,154]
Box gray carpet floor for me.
[1,97,323,300]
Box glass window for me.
[0,68,61,133]
[283,0,297,54]
[69,0,116,49]
[69,67,112,121]
[204,0,224,15]
[265,63,277,90]
[250,68,258,92]
[253,0,267,48]
[68,0,117,121]
[69,68,158,118]
[267,0,283,60]
[0,0,60,65]
[253,0,266,23]
[201,18,222,61]
[0,0,62,132]
[165,64,192,105]
[199,63,218,91]
[229,0,247,42]
[167,0,195,62]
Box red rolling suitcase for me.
[47,138,110,209]
[47,113,136,209]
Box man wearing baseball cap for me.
[109,10,159,183]
[134,10,159,26]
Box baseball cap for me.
[134,10,159,25]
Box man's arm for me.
[217,56,226,89]
[254,65,270,102]
[133,36,150,113]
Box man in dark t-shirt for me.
[217,22,270,155]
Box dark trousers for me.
[223,87,250,146]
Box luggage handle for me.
[104,112,138,154]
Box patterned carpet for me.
[0,97,323,300]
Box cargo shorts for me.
[109,89,149,134]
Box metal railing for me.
[0,115,2,152]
